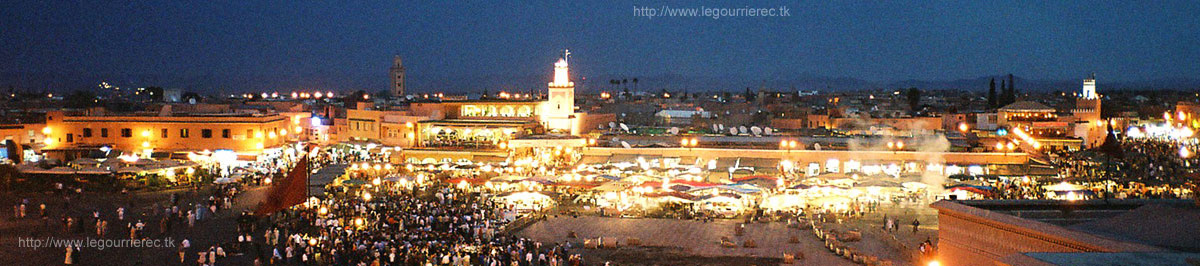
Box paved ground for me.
[0,185,269,265]
[518,216,853,265]
[517,199,939,266]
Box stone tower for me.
[389,55,405,97]
[543,51,577,134]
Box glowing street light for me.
[681,137,699,151]
[997,141,1016,155]
[887,141,904,153]
[780,139,799,153]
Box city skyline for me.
[2,1,1200,92]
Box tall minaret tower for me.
[1076,74,1101,118]
[544,50,577,133]
[389,55,406,97]
[1074,74,1103,147]
[1081,74,1098,100]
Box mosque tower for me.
[389,55,406,97]
[1075,74,1102,122]
[543,50,577,134]
[1074,74,1104,147]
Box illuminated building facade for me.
[0,123,47,149]
[998,101,1067,137]
[334,54,588,152]
[42,111,293,156]
[339,108,422,147]
[399,55,584,150]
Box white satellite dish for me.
[669,127,679,135]
[751,126,762,136]
[608,122,616,130]
[619,123,629,132]
[764,127,773,135]
[711,124,719,133]
[718,124,725,131]
[729,127,738,135]
[620,141,632,149]
[814,143,822,151]
[739,126,748,134]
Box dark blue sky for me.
[2,1,1198,92]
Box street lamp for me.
[681,137,698,151]
[780,139,799,153]
[887,141,904,154]
[996,141,1016,155]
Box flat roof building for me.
[931,199,1200,266]
[42,110,295,159]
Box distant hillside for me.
[2,71,1197,94]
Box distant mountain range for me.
[2,71,1197,94]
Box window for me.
[161,128,168,138]
[66,134,73,143]
[180,129,190,138]
[101,128,108,138]
[121,128,132,138]
[82,128,93,138]
[246,129,253,138]
[202,129,212,138]
[222,129,230,138]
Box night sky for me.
[2,1,1198,92]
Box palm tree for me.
[622,79,628,91]
[632,78,639,92]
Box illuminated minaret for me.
[543,50,577,133]
[1075,74,1101,118]
[1081,74,1098,100]
[1074,74,1104,147]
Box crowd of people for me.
[1057,138,1198,186]
[252,180,582,265]
[7,178,254,265]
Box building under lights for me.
[988,77,1109,151]
[40,110,298,161]
[336,54,602,153]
